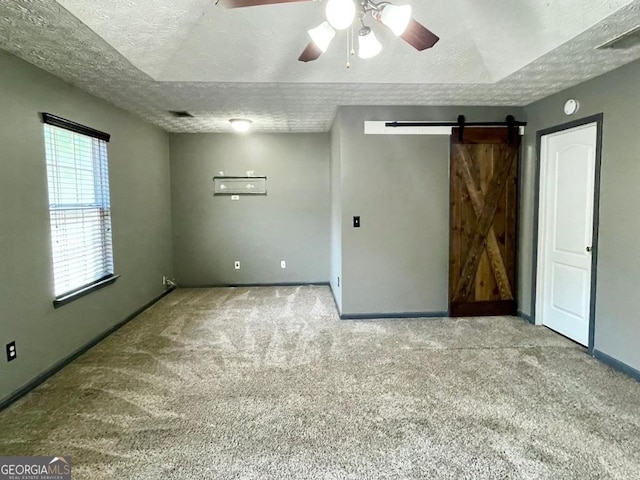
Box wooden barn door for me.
[449,127,519,317]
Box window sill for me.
[53,274,120,308]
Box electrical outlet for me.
[281,260,286,269]
[163,275,168,286]
[231,195,240,201]
[234,261,240,270]
[6,341,16,362]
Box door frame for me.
[531,114,603,353]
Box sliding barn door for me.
[449,127,519,317]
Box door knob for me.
[586,246,592,252]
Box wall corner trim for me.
[593,349,640,383]
[328,283,342,317]
[0,287,176,412]
[517,310,534,324]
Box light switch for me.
[353,216,360,228]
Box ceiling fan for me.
[217,0,439,63]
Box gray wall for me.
[521,58,640,372]
[332,106,523,316]
[170,133,330,285]
[0,51,173,404]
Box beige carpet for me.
[1,286,639,479]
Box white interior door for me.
[536,123,597,346]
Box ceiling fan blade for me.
[218,0,311,8]
[400,19,440,51]
[298,42,323,62]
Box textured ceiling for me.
[0,0,639,132]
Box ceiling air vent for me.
[169,111,194,118]
[597,25,640,50]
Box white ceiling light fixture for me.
[325,0,356,31]
[295,0,438,64]
[229,118,252,133]
[308,21,336,52]
[358,26,382,59]
[378,4,412,36]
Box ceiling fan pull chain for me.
[346,27,351,68]
[350,24,355,56]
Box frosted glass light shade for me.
[380,4,412,36]
[358,29,382,59]
[229,118,252,132]
[325,0,356,30]
[308,22,336,52]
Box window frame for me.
[41,113,119,308]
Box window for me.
[42,113,117,307]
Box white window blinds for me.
[43,117,114,298]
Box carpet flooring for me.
[1,286,639,479]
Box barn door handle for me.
[586,246,592,253]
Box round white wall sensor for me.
[564,99,579,115]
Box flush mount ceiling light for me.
[217,0,439,65]
[229,118,252,133]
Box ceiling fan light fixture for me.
[229,118,252,133]
[380,4,412,36]
[325,0,356,30]
[358,26,382,59]
[308,21,336,52]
